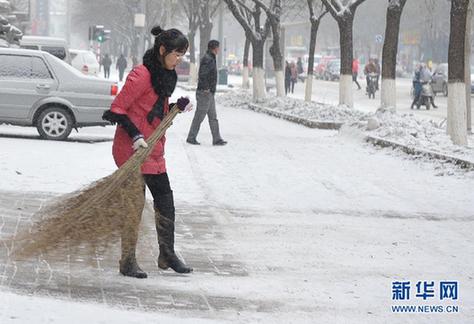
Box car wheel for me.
[443,83,448,97]
[36,107,73,140]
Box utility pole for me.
[134,0,146,59]
[166,0,172,27]
[217,2,224,69]
[66,0,70,45]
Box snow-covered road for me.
[227,74,474,129]
[0,87,473,323]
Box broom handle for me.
[131,104,181,163]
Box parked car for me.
[19,36,71,64]
[0,48,117,140]
[431,63,448,96]
[70,49,100,76]
[315,55,336,79]
[323,59,341,81]
[175,58,190,81]
[302,54,322,74]
[227,59,242,75]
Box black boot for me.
[119,255,147,278]
[154,192,193,274]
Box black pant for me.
[119,69,126,82]
[104,67,110,79]
[290,80,296,93]
[143,173,172,203]
[352,72,361,89]
[285,80,290,94]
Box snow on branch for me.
[388,0,402,9]
[322,0,366,18]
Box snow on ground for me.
[216,88,474,163]
[0,291,221,324]
[1,86,473,323]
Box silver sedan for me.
[0,48,117,140]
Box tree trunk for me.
[338,14,354,108]
[447,0,469,145]
[242,37,250,88]
[381,0,407,109]
[199,23,213,60]
[305,19,320,102]
[252,40,266,101]
[188,31,198,85]
[269,23,284,97]
[465,2,472,133]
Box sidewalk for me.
[0,190,259,320]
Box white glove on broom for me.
[132,135,148,150]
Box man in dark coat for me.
[101,54,112,79]
[116,54,128,82]
[284,61,291,95]
[186,40,227,146]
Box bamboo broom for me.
[9,104,183,258]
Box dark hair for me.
[208,40,220,50]
[151,25,189,56]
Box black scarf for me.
[142,48,177,123]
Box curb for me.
[243,102,474,169]
[365,136,474,170]
[177,84,232,93]
[248,103,343,130]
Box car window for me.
[47,52,87,77]
[0,54,32,79]
[21,45,40,50]
[31,56,53,79]
[71,52,83,65]
[42,46,67,60]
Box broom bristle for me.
[6,106,181,259]
[11,163,144,258]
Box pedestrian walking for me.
[352,58,361,90]
[296,57,304,81]
[290,62,297,93]
[102,25,193,279]
[186,40,227,146]
[364,59,377,93]
[101,53,112,79]
[116,54,128,82]
[284,61,291,95]
[132,55,139,68]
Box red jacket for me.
[352,59,359,73]
[110,65,169,174]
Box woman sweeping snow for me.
[103,26,193,278]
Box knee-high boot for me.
[119,186,147,279]
[154,191,192,273]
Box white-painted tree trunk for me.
[275,70,285,97]
[242,67,250,89]
[305,74,313,102]
[381,78,396,109]
[189,62,198,85]
[447,83,468,145]
[339,74,353,108]
[242,66,250,89]
[252,67,266,101]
